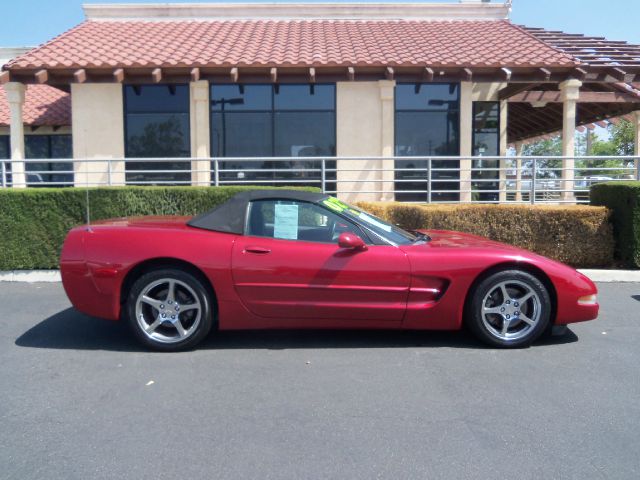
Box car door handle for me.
[245,246,271,254]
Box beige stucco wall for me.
[71,83,125,186]
[190,80,211,185]
[336,80,394,202]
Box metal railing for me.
[1,156,639,204]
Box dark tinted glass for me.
[211,85,272,111]
[394,87,461,202]
[0,136,11,186]
[23,135,73,187]
[0,136,9,159]
[51,135,73,158]
[274,112,335,156]
[274,85,334,111]
[472,102,500,201]
[395,111,459,156]
[124,84,191,184]
[473,102,499,157]
[212,112,272,158]
[395,83,460,111]
[126,113,190,158]
[211,85,336,189]
[25,136,50,159]
[124,85,190,113]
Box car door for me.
[231,199,411,322]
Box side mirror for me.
[338,232,367,251]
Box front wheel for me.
[126,268,214,351]
[466,270,552,348]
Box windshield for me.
[320,197,422,245]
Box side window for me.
[246,200,364,243]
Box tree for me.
[521,136,562,178]
[576,120,635,177]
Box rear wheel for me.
[466,270,551,348]
[126,268,213,351]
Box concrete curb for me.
[0,269,639,283]
[0,270,62,283]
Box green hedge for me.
[356,202,614,268]
[0,186,317,270]
[591,181,640,268]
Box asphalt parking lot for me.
[1,282,639,480]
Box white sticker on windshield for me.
[358,212,392,232]
[274,204,299,240]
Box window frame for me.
[122,84,191,184]
[243,199,372,245]
[472,101,500,158]
[123,84,191,158]
[394,82,461,202]
[210,83,337,158]
[394,82,461,156]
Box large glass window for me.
[0,134,73,187]
[0,135,9,186]
[24,135,73,187]
[472,102,500,202]
[211,84,336,190]
[124,85,190,184]
[395,83,460,202]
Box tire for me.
[125,268,214,351]
[466,269,552,348]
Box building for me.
[0,48,72,186]
[1,1,640,201]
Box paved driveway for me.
[1,282,639,480]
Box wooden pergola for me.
[504,27,640,143]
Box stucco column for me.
[378,80,395,201]
[633,111,640,180]
[5,82,26,188]
[72,84,125,186]
[514,141,523,202]
[499,99,508,202]
[190,81,211,186]
[336,82,384,202]
[459,82,473,202]
[560,79,582,202]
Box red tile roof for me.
[6,19,577,70]
[0,85,71,127]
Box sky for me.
[0,0,638,47]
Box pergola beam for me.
[609,67,627,81]
[508,90,640,103]
[73,69,87,83]
[270,67,278,83]
[385,66,394,80]
[190,67,200,82]
[309,67,316,83]
[113,68,124,83]
[230,67,239,83]
[347,67,355,81]
[423,67,434,82]
[34,69,48,84]
[151,68,162,83]
[498,83,541,100]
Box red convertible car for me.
[60,190,598,351]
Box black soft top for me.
[187,189,328,234]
